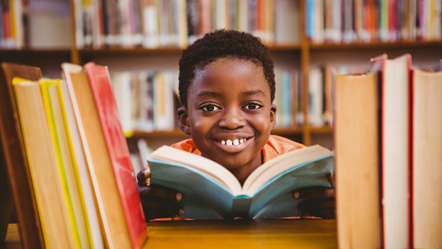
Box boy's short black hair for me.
[178,29,275,107]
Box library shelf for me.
[77,44,301,55]
[310,40,442,50]
[129,129,190,138]
[0,49,71,57]
[309,126,333,134]
[271,127,304,135]
[128,127,304,138]
[78,47,183,55]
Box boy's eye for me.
[244,103,261,110]
[201,105,220,112]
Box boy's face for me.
[178,58,276,171]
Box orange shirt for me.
[171,135,305,163]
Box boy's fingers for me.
[293,187,334,199]
[137,169,148,186]
[328,173,334,186]
[138,184,183,202]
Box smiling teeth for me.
[220,138,247,146]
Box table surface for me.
[2,219,337,249]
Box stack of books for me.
[335,55,442,248]
[0,62,148,249]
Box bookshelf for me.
[2,0,442,149]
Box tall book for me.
[57,77,104,249]
[412,69,442,248]
[62,63,147,249]
[39,79,88,249]
[0,63,45,249]
[334,71,381,248]
[12,78,77,249]
[373,54,411,248]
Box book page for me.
[150,146,242,195]
[243,145,333,196]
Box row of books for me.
[0,0,71,49]
[75,0,301,49]
[274,69,302,128]
[0,63,147,249]
[0,0,26,49]
[335,55,442,248]
[110,70,179,134]
[306,0,442,44]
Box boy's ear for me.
[270,104,277,129]
[177,106,191,135]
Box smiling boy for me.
[137,30,334,220]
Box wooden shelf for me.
[128,127,304,138]
[129,129,190,138]
[271,127,303,135]
[267,44,301,51]
[309,126,333,134]
[78,44,301,56]
[79,47,183,55]
[0,49,71,56]
[310,40,442,50]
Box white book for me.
[237,0,248,32]
[59,78,104,249]
[380,54,411,249]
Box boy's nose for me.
[218,108,246,129]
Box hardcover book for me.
[148,145,333,219]
[0,63,45,249]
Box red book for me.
[83,62,147,249]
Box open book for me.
[148,145,334,219]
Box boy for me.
[137,30,334,220]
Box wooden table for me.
[2,219,337,249]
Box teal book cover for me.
[148,145,334,219]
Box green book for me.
[148,145,334,219]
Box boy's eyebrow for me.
[196,91,223,98]
[241,90,266,97]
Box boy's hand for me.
[293,173,335,219]
[137,168,184,221]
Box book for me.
[334,71,381,248]
[147,144,334,219]
[12,77,77,249]
[411,69,442,248]
[0,63,45,249]
[373,54,411,248]
[84,62,147,248]
[39,79,88,249]
[56,77,104,249]
[62,63,147,249]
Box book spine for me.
[132,0,143,45]
[186,0,199,44]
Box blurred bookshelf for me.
[1,0,442,149]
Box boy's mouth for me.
[212,136,254,153]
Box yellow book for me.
[40,79,96,249]
[12,78,76,249]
